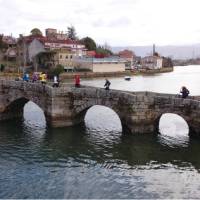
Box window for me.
[70,55,73,59]
[66,55,68,59]
[60,55,62,59]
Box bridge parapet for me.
[0,80,53,96]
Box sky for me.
[1,0,200,46]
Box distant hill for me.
[112,44,200,59]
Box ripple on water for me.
[1,75,200,199]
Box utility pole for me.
[6,43,8,69]
[153,44,155,56]
[22,35,26,74]
[17,42,20,75]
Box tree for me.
[67,25,77,40]
[95,45,113,57]
[80,37,96,51]
[30,28,43,36]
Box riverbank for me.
[0,67,173,80]
[60,67,174,79]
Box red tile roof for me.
[22,35,83,45]
[86,51,96,57]
[119,49,135,58]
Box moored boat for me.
[124,76,131,81]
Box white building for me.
[141,56,163,69]
[73,57,126,73]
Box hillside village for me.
[0,27,173,76]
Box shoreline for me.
[60,67,174,80]
[0,67,174,80]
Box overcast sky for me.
[0,0,200,46]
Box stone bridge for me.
[0,80,200,136]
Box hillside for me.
[112,44,200,59]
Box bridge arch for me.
[84,105,123,131]
[157,113,189,136]
[72,100,131,133]
[2,97,29,120]
[154,110,193,136]
[2,97,47,123]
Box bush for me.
[49,65,64,78]
[0,64,5,72]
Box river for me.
[0,65,200,199]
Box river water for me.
[1,65,200,199]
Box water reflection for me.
[158,113,189,147]
[23,101,46,129]
[85,105,122,146]
[1,114,200,198]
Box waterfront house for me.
[73,56,126,73]
[141,56,163,69]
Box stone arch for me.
[1,96,47,122]
[158,113,189,135]
[73,103,121,123]
[154,111,192,136]
[72,101,129,132]
[1,97,29,120]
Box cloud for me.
[92,17,131,28]
[0,0,200,46]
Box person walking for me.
[180,86,190,98]
[104,79,111,90]
[40,72,47,85]
[23,73,29,82]
[32,73,38,82]
[75,75,80,87]
[53,75,59,87]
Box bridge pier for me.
[46,115,76,127]
[188,121,200,138]
[126,123,156,134]
[121,115,157,134]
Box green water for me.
[1,66,200,198]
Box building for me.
[45,28,68,40]
[2,35,17,47]
[86,51,96,57]
[44,39,86,57]
[141,56,163,69]
[73,57,126,73]
[5,48,17,61]
[54,48,75,66]
[118,49,135,70]
[2,35,17,61]
[132,56,141,69]
[17,34,46,66]
[17,30,86,70]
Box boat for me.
[124,76,131,81]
